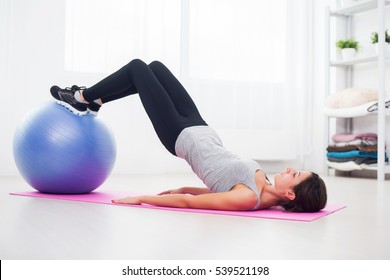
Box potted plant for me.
[370,30,390,55]
[336,38,359,60]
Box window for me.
[65,0,181,73]
[65,0,310,160]
[187,0,287,83]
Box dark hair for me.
[279,172,327,213]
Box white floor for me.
[1,173,389,260]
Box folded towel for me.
[332,133,377,143]
[327,150,378,159]
[332,140,378,147]
[327,144,377,152]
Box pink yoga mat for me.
[10,191,346,222]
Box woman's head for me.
[274,168,327,212]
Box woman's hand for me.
[112,196,142,205]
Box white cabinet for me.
[325,0,390,180]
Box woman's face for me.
[274,167,311,198]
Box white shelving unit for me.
[325,0,390,180]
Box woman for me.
[51,59,327,212]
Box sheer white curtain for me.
[182,0,310,160]
[65,0,310,162]
[65,0,182,73]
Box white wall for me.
[1,0,70,175]
[304,0,332,173]
[0,0,11,175]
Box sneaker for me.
[50,85,88,116]
[87,101,101,116]
[71,85,101,115]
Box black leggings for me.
[82,59,207,155]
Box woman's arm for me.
[112,186,258,211]
[159,187,211,195]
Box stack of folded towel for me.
[326,133,385,171]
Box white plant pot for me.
[341,48,357,60]
[373,43,390,57]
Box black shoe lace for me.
[58,87,73,95]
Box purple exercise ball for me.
[13,102,116,194]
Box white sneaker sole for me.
[87,109,99,116]
[56,100,88,116]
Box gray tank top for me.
[175,125,261,209]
